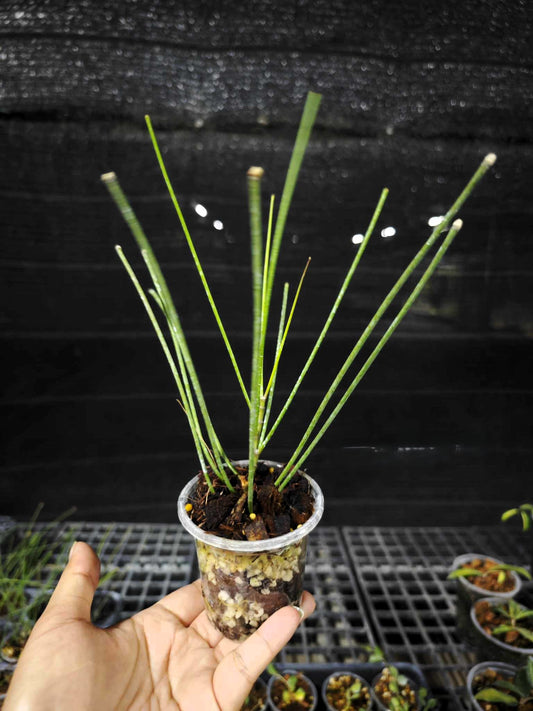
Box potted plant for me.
[241,677,268,711]
[448,554,531,640]
[449,555,530,602]
[372,666,435,711]
[322,670,373,711]
[467,658,533,711]
[471,598,533,665]
[103,91,496,639]
[267,665,318,711]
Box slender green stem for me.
[264,257,311,399]
[278,219,464,489]
[144,116,250,407]
[258,283,289,450]
[115,246,215,493]
[261,187,389,449]
[261,92,322,367]
[147,286,224,480]
[247,167,265,512]
[262,195,276,330]
[268,151,496,488]
[141,250,231,484]
[103,172,232,491]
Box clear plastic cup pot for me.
[178,462,324,641]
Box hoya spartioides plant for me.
[102,92,496,638]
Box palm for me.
[6,547,314,711]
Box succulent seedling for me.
[474,657,533,708]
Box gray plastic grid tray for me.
[70,524,377,664]
[278,526,377,664]
[343,526,532,710]
[7,521,530,708]
[65,522,197,618]
[10,522,376,664]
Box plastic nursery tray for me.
[342,526,532,711]
[269,663,429,711]
[279,527,377,665]
[65,522,197,619]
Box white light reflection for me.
[194,203,208,217]
[428,215,445,227]
[213,220,224,230]
[381,226,396,238]
[352,233,364,245]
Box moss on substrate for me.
[197,538,307,640]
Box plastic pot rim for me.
[177,460,324,552]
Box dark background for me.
[1,0,531,526]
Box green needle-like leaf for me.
[103,173,232,491]
[278,218,464,488]
[144,116,250,408]
[262,187,388,449]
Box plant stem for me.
[263,257,311,399]
[277,219,464,489]
[261,187,388,450]
[247,167,265,512]
[259,282,289,448]
[144,115,250,408]
[102,172,233,491]
[261,92,322,375]
[115,246,215,492]
[141,251,230,482]
[274,152,496,489]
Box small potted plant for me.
[449,555,530,602]
[372,666,435,711]
[467,657,533,711]
[322,670,373,711]
[471,598,533,665]
[267,665,318,711]
[103,91,496,639]
[241,677,268,711]
[448,554,531,640]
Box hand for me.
[4,541,315,710]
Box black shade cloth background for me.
[1,0,532,524]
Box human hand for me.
[4,541,315,711]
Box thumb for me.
[44,541,101,623]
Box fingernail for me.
[292,605,305,621]
[68,541,78,561]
